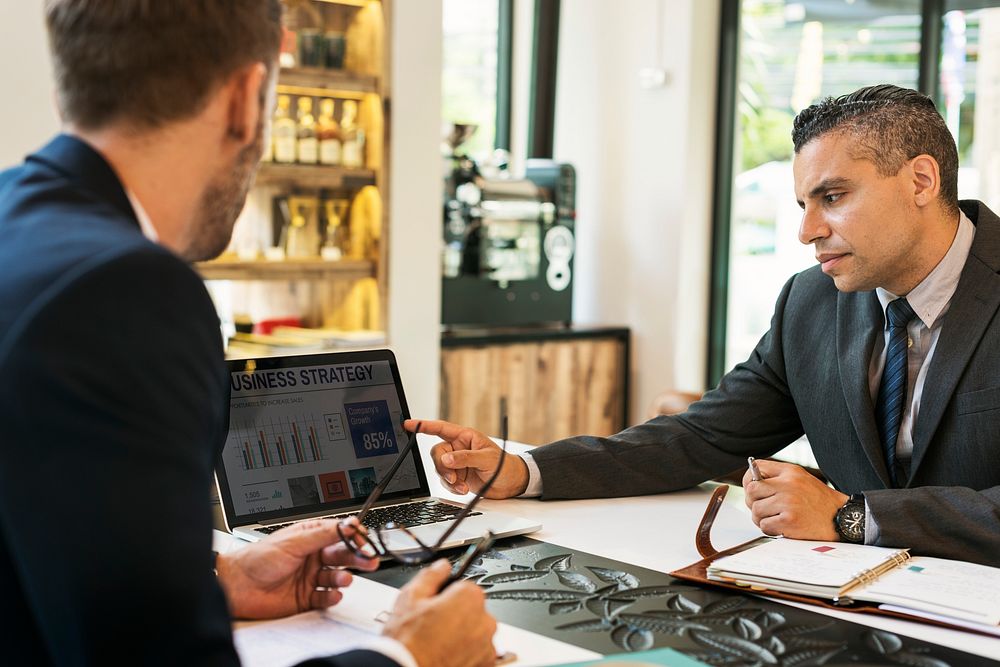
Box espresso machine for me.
[441,126,576,328]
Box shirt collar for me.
[876,209,975,330]
[125,188,160,243]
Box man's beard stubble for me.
[183,121,264,262]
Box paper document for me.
[857,557,1000,625]
[233,610,379,667]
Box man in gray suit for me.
[411,84,1000,567]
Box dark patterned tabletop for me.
[361,536,997,667]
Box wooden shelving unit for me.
[202,0,391,338]
[255,163,376,188]
[276,66,378,96]
[194,258,374,281]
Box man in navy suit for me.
[0,2,496,666]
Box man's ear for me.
[909,154,942,209]
[225,62,268,146]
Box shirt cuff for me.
[864,498,881,545]
[518,452,543,497]
[363,636,418,667]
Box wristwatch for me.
[834,494,866,543]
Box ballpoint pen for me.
[747,456,763,482]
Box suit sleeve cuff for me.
[518,452,543,497]
[864,498,881,545]
[363,637,418,667]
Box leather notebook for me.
[669,485,1000,637]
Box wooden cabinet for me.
[440,327,630,445]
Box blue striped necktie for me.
[874,297,917,487]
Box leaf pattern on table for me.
[605,597,636,618]
[548,600,583,615]
[625,628,654,652]
[786,637,848,651]
[684,652,744,666]
[478,570,548,585]
[610,624,631,650]
[441,540,967,665]
[700,596,748,616]
[780,646,845,666]
[865,629,904,655]
[585,596,611,618]
[754,610,786,631]
[586,566,641,590]
[765,634,786,656]
[666,593,702,614]
[555,618,614,633]
[889,652,952,667]
[730,616,763,641]
[615,585,673,599]
[534,553,572,571]
[690,630,780,665]
[555,570,597,593]
[617,613,711,635]
[486,589,589,602]
[776,620,835,639]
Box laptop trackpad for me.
[379,523,479,554]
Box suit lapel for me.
[836,289,892,486]
[910,201,1000,479]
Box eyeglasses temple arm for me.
[356,426,421,520]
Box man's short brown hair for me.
[45,0,283,131]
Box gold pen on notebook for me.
[747,456,763,482]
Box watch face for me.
[839,505,865,542]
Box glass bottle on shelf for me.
[340,99,366,169]
[317,98,342,166]
[296,96,319,165]
[272,95,297,164]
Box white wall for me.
[0,1,58,166]
[386,0,443,418]
[554,0,720,425]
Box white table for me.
[216,435,1000,665]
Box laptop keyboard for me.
[255,500,481,535]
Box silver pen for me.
[747,456,763,482]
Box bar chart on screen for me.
[229,415,327,471]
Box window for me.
[442,0,503,159]
[712,2,1000,385]
[718,0,923,377]
[938,3,1000,208]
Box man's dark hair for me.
[44,0,283,131]
[792,84,960,214]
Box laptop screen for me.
[215,350,429,527]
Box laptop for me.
[214,349,541,552]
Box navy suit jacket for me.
[0,135,397,666]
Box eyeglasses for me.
[337,416,509,565]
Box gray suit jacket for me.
[532,200,1000,566]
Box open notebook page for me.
[707,539,906,594]
[853,556,1000,626]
